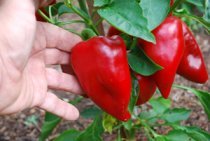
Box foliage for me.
[37,0,210,140]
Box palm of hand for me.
[0,0,83,120]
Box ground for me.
[0,30,209,141]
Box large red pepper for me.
[136,74,156,105]
[71,36,131,121]
[177,22,208,83]
[139,16,185,98]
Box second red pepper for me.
[139,16,185,98]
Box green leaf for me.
[39,112,61,141]
[162,108,191,123]
[174,9,210,33]
[204,0,210,22]
[80,106,102,119]
[140,0,170,30]
[94,0,112,7]
[77,116,104,141]
[139,110,157,120]
[174,85,210,120]
[155,136,167,141]
[149,97,171,114]
[54,129,80,141]
[166,130,195,141]
[172,125,210,141]
[128,74,139,112]
[186,0,205,7]
[128,47,163,76]
[122,119,133,130]
[102,113,118,133]
[97,0,155,42]
[58,4,74,16]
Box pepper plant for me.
[37,0,210,140]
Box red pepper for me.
[107,28,157,104]
[107,26,122,37]
[177,22,208,83]
[139,16,185,98]
[136,74,156,105]
[170,0,174,6]
[71,36,131,121]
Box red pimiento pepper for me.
[71,36,131,121]
[139,16,185,98]
[136,74,156,105]
[177,22,208,83]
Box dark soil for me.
[0,31,209,141]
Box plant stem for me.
[65,0,99,35]
[38,10,54,23]
[169,0,187,13]
[78,0,89,15]
[87,1,105,35]
[56,20,85,26]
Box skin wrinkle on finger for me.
[46,68,84,94]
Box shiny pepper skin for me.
[107,28,157,104]
[136,74,156,105]
[71,36,131,121]
[177,22,208,83]
[139,16,185,98]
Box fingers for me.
[46,68,84,94]
[38,92,79,120]
[36,22,81,52]
[44,48,71,65]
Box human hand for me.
[0,0,84,120]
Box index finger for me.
[37,22,82,52]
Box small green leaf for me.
[186,0,205,7]
[166,130,195,141]
[171,125,210,141]
[58,4,74,16]
[149,97,171,114]
[155,136,167,141]
[162,108,191,123]
[80,106,102,119]
[174,85,210,120]
[128,74,139,112]
[94,0,112,7]
[77,116,104,141]
[128,47,163,76]
[54,129,80,141]
[39,112,61,141]
[139,110,157,120]
[204,0,210,22]
[102,113,118,133]
[122,119,133,130]
[97,0,155,42]
[140,0,170,30]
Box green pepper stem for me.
[37,10,54,23]
[64,0,99,35]
[169,0,187,13]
